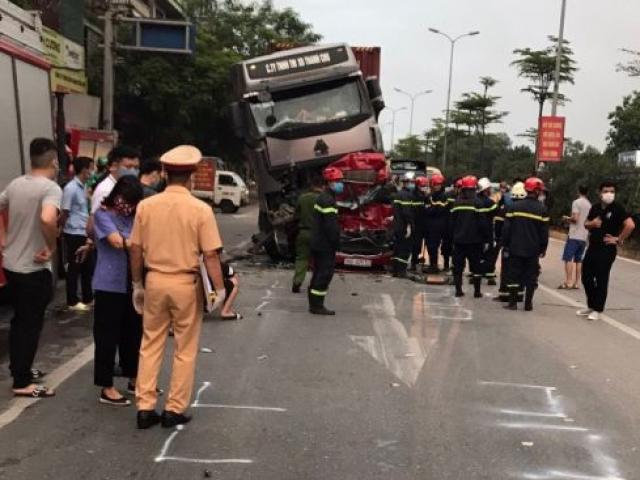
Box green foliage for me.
[102,0,321,161]
[512,36,577,118]
[617,49,640,77]
[391,135,427,160]
[607,91,640,154]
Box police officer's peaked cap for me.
[160,145,202,171]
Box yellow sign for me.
[50,68,88,94]
[41,27,85,70]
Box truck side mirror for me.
[365,77,385,118]
[229,102,246,140]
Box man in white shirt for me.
[91,145,140,214]
[559,185,592,289]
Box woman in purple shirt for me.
[93,176,143,406]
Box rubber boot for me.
[454,275,464,297]
[473,277,482,298]
[524,287,534,311]
[503,287,518,311]
[309,290,335,316]
[443,257,450,271]
[292,284,301,294]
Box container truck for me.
[229,43,391,263]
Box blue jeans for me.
[562,238,586,263]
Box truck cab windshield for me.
[249,78,370,135]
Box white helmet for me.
[402,172,416,182]
[511,182,526,200]
[477,177,492,192]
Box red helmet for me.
[461,175,478,189]
[524,177,544,193]
[415,176,429,188]
[430,174,445,186]
[455,178,463,188]
[323,167,344,182]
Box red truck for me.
[230,43,393,266]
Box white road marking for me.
[520,470,625,480]
[479,380,557,391]
[351,293,430,388]
[0,343,93,430]
[193,404,287,412]
[549,237,640,266]
[255,301,269,311]
[155,425,253,464]
[537,284,640,342]
[192,382,211,407]
[498,422,589,432]
[498,409,566,419]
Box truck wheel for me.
[220,200,238,214]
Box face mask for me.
[113,197,136,217]
[601,192,615,205]
[330,182,344,194]
[420,187,429,194]
[406,183,416,191]
[118,167,139,178]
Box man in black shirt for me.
[579,181,635,321]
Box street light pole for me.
[551,0,567,116]
[429,28,480,173]
[102,3,115,131]
[394,88,432,136]
[387,106,407,152]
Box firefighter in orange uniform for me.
[129,145,227,430]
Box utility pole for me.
[102,3,115,130]
[551,0,567,116]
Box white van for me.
[192,170,249,213]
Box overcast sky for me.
[271,0,640,151]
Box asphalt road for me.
[0,204,639,480]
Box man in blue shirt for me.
[61,157,94,311]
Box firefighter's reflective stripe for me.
[494,216,505,222]
[505,211,550,222]
[310,289,328,297]
[393,200,413,206]
[430,201,448,207]
[392,256,410,264]
[314,204,338,215]
[507,283,520,288]
[451,206,477,213]
[477,204,498,213]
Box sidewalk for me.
[0,283,94,410]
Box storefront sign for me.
[537,116,565,162]
[50,68,88,94]
[42,27,87,93]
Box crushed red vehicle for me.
[330,152,394,268]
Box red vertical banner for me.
[537,116,566,163]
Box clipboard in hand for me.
[199,257,216,313]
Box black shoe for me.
[455,291,465,298]
[488,278,497,286]
[310,306,336,316]
[503,303,518,311]
[161,410,192,428]
[137,410,161,429]
[524,303,533,311]
[292,284,301,294]
[100,390,131,407]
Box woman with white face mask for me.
[578,181,636,321]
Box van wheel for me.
[220,200,238,214]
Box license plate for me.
[344,258,372,267]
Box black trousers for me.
[582,247,616,313]
[93,290,142,387]
[411,226,427,266]
[481,242,499,278]
[452,243,482,278]
[425,228,445,267]
[441,231,453,267]
[4,269,53,389]
[507,255,540,290]
[393,233,412,275]
[64,234,94,306]
[309,250,336,307]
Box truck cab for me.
[229,43,385,259]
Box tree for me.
[392,135,427,160]
[512,36,577,120]
[607,91,640,154]
[103,0,321,161]
[617,49,640,77]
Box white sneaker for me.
[576,308,593,316]
[587,311,601,321]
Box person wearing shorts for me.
[559,185,591,289]
[220,262,241,320]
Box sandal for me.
[221,313,243,321]
[571,285,580,290]
[13,385,56,398]
[557,283,570,290]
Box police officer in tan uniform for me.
[129,145,227,429]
